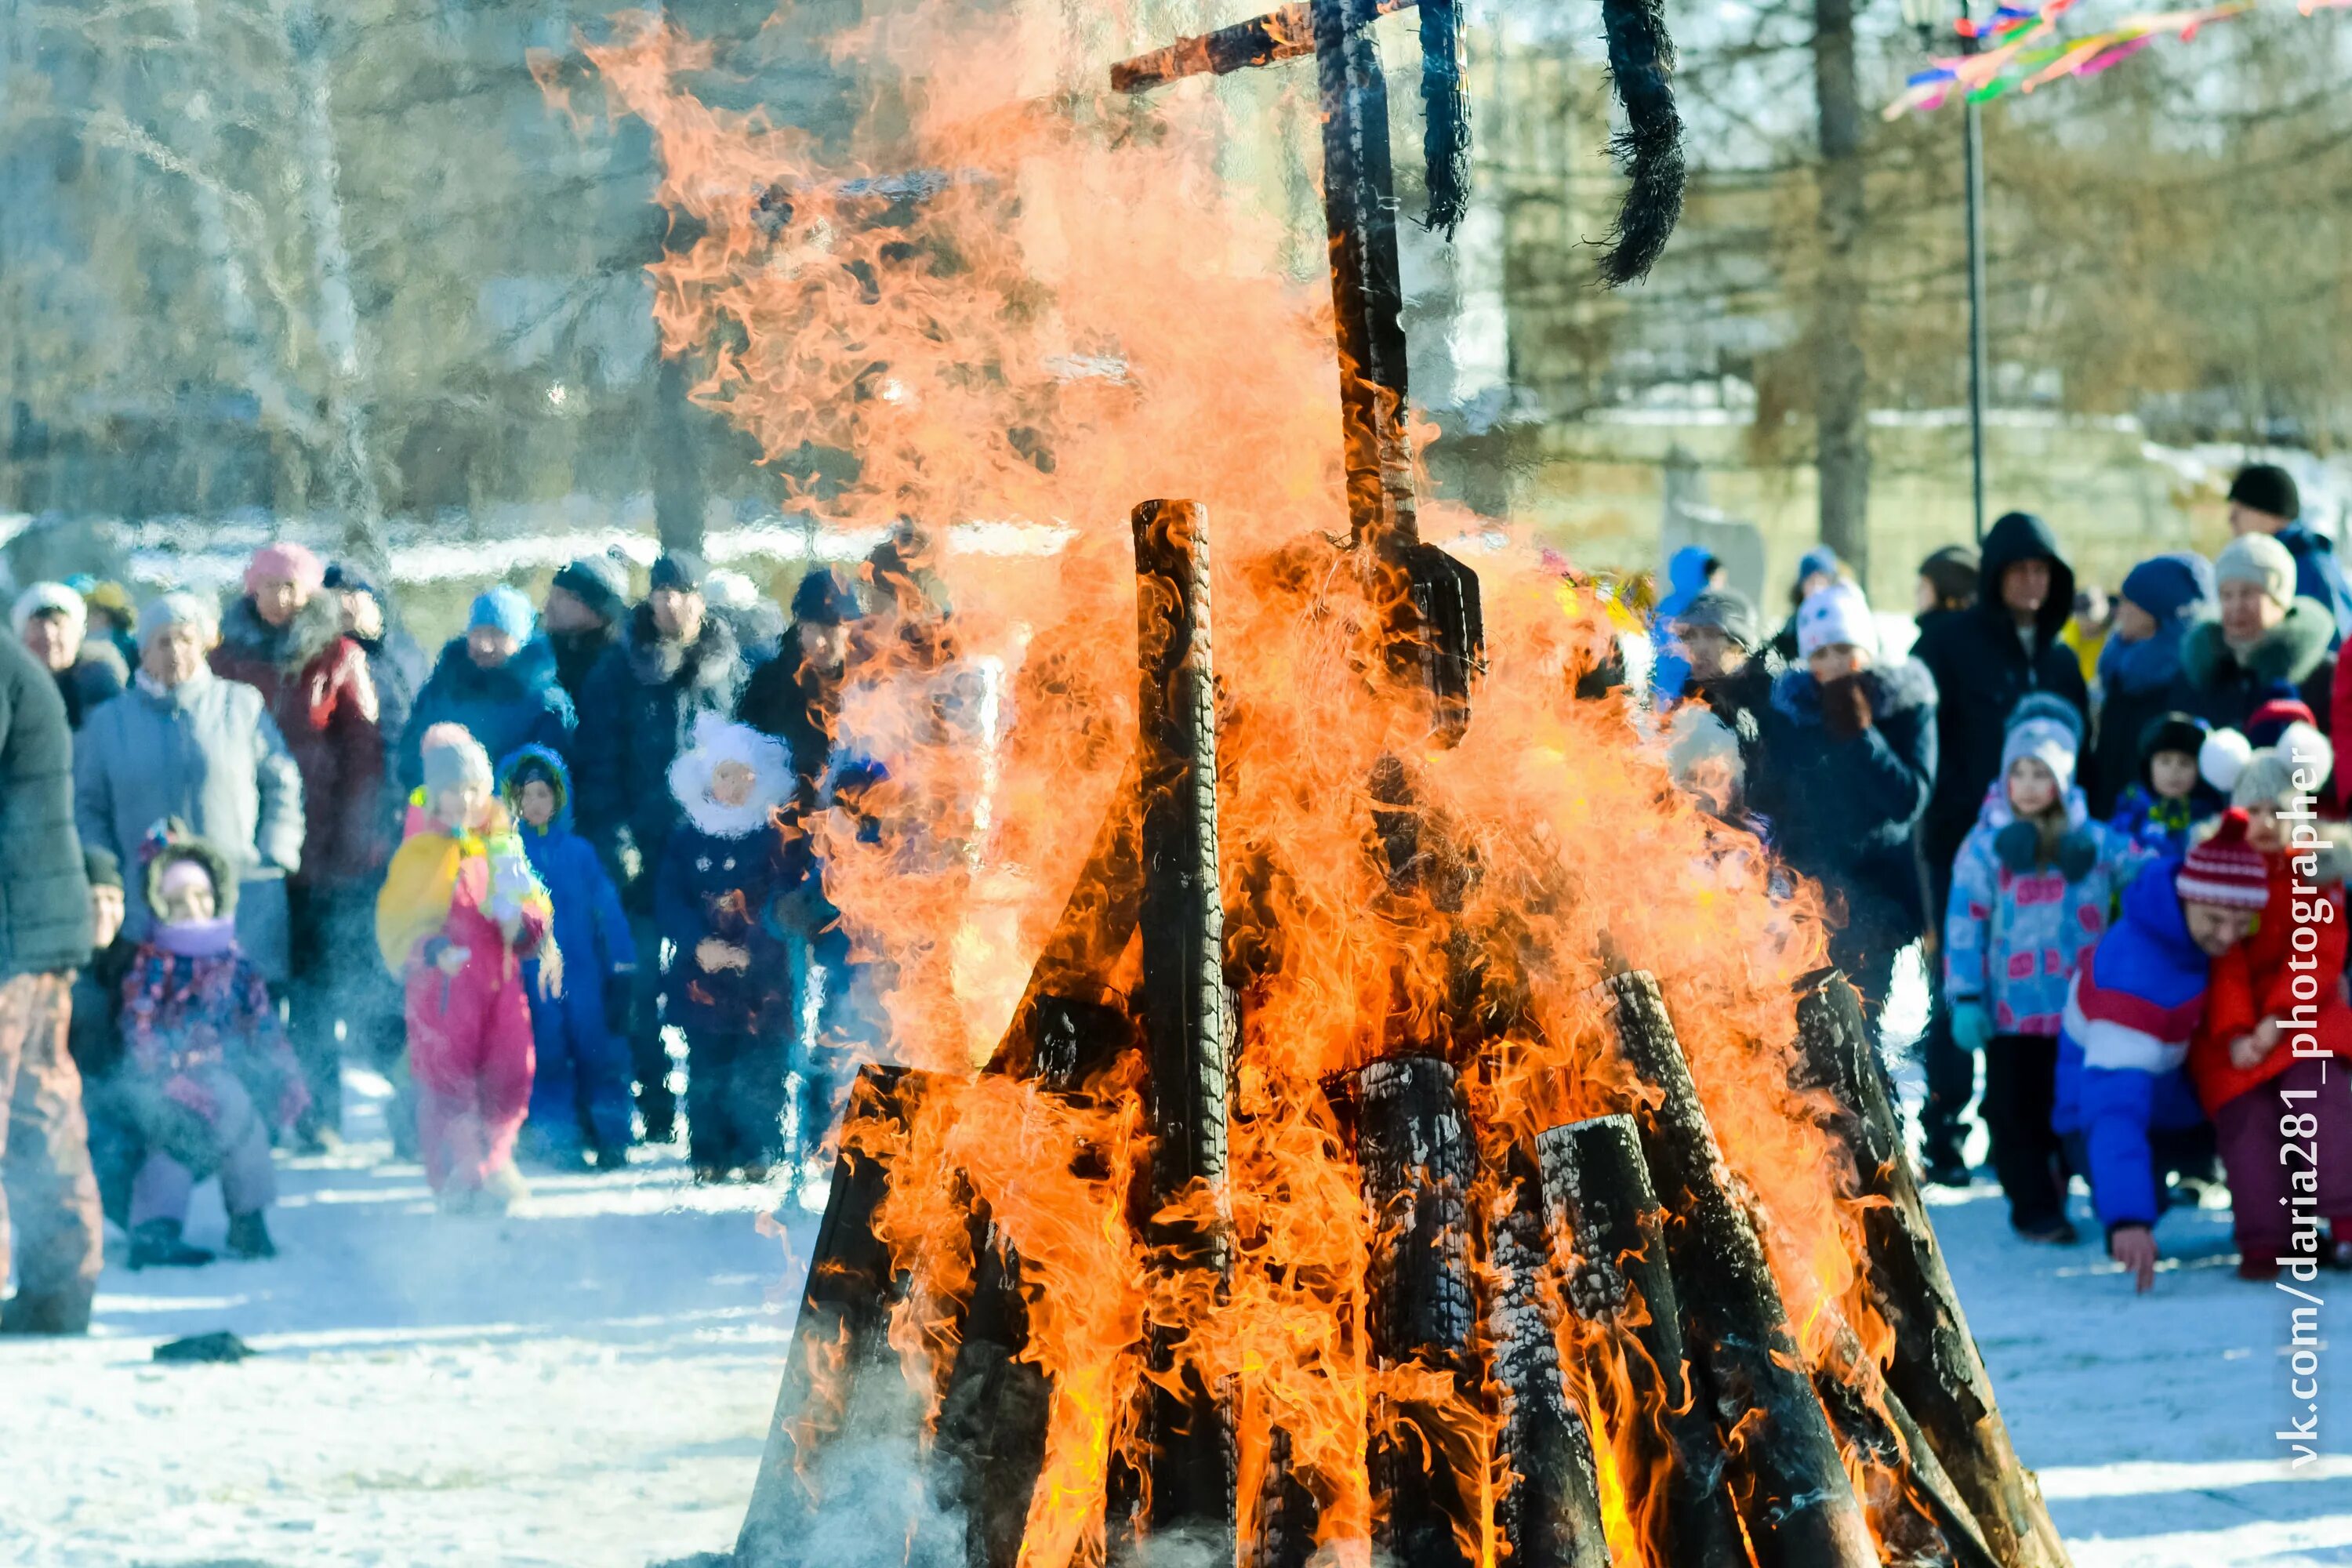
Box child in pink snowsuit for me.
[377,724,555,1214]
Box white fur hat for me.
[11,582,85,641]
[667,711,793,837]
[2205,721,2332,808]
[1796,581,1878,659]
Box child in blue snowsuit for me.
[2107,712,2223,858]
[1947,694,2147,1243]
[2054,817,2267,1290]
[499,745,637,1170]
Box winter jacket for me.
[654,807,798,1037]
[739,650,837,811]
[496,746,637,982]
[1755,657,1938,959]
[399,638,575,793]
[575,606,747,886]
[548,623,621,711]
[1646,546,1718,704]
[74,670,304,980]
[210,594,383,885]
[2176,600,2336,739]
[2091,634,2194,821]
[2054,858,2213,1231]
[119,936,307,1137]
[2188,851,2352,1112]
[1911,512,2089,866]
[1944,784,2144,1036]
[2274,521,2352,646]
[53,646,125,731]
[0,634,93,977]
[2107,782,2221,860]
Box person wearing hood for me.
[1668,588,1774,782]
[1646,546,1722,705]
[2180,532,2336,740]
[14,583,125,730]
[1755,582,1938,1012]
[2227,463,2351,645]
[574,550,748,1143]
[211,543,383,1147]
[77,595,303,986]
[499,746,636,1171]
[543,553,632,708]
[1910,510,2089,1180]
[654,715,799,1181]
[2087,553,2214,818]
[1765,545,1849,664]
[1944,695,2147,1243]
[398,587,575,791]
[741,565,864,810]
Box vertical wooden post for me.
[1603,972,1878,1568]
[1356,1056,1478,1568]
[1130,498,1235,1544]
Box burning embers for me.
[729,500,2070,1568]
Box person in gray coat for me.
[0,631,100,1334]
[74,593,304,982]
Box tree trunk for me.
[1812,0,1871,580]
[1604,971,1878,1568]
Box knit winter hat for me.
[2214,532,2297,610]
[83,580,136,631]
[1917,544,1980,607]
[468,585,535,644]
[2176,810,2270,909]
[419,722,493,800]
[244,542,325,597]
[138,592,218,648]
[82,846,122,893]
[1672,589,1759,651]
[2229,463,2300,523]
[2001,691,2085,799]
[790,564,865,627]
[2118,553,2214,625]
[1795,581,1876,659]
[2135,711,2208,774]
[12,582,86,642]
[550,554,630,624]
[2246,697,2318,751]
[2201,720,2331,808]
[649,550,708,595]
[1794,545,1842,593]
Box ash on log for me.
[1603,971,1878,1568]
[1537,1114,1745,1568]
[1356,1056,1479,1568]
[1488,1145,1611,1568]
[1792,971,2073,1568]
[1128,498,1236,1544]
[738,1067,927,1565]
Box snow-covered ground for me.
[4,1051,2348,1566]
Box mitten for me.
[1951,1000,1996,1054]
[2054,829,2100,884]
[1819,673,1874,740]
[1993,820,2042,873]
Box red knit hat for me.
[2176,809,2269,910]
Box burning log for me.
[737,1067,927,1566]
[1488,1147,1611,1568]
[1792,971,2073,1568]
[1127,498,1237,1544]
[1536,1114,1745,1568]
[1355,1056,1479,1568]
[1602,971,1879,1568]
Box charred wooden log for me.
[1537,1114,1745,1568]
[738,1066,927,1566]
[1792,970,2073,1568]
[1131,498,1236,1543]
[1603,971,1878,1568]
[1356,1056,1479,1568]
[1489,1145,1610,1568]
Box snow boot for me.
[592,1142,631,1174]
[129,1220,215,1270]
[479,1161,531,1215]
[225,1211,278,1261]
[1918,1151,1973,1189]
[0,1287,94,1336]
[2012,1215,2080,1247]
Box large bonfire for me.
[557,5,2071,1566]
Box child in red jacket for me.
[2188,733,2352,1278]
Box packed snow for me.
[3,1037,2348,1566]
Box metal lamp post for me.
[1902,0,1991,543]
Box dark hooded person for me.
[739,564,865,808]
[1908,510,2088,1182]
[573,550,748,1144]
[543,552,633,709]
[210,542,382,1150]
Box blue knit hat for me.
[469,585,535,643]
[2002,691,2085,798]
[2118,552,2214,626]
[1795,545,1842,590]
